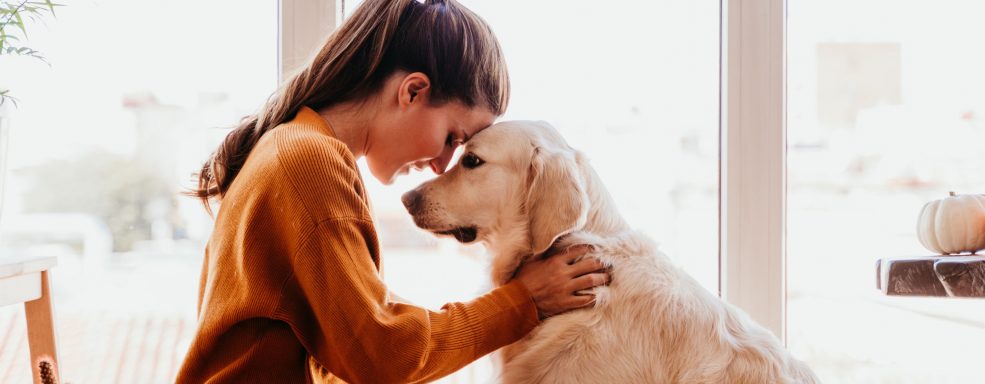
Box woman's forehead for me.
[456,106,497,137]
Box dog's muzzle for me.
[402,188,478,243]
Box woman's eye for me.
[461,153,485,169]
[446,133,463,148]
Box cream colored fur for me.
[405,121,818,384]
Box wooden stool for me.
[0,256,60,384]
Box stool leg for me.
[24,270,60,384]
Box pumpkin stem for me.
[949,191,956,197]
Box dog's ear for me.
[526,145,589,255]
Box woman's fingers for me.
[550,244,594,265]
[566,294,596,309]
[518,243,612,318]
[567,257,606,278]
[570,272,609,293]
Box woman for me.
[177,0,609,382]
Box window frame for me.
[719,0,787,341]
[278,0,344,82]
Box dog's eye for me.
[461,153,484,169]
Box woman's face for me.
[366,73,498,185]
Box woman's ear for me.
[399,72,431,106]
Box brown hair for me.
[190,0,509,213]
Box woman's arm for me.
[275,217,539,384]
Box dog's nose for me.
[401,189,422,213]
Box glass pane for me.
[0,0,277,381]
[788,1,985,382]
[349,1,721,382]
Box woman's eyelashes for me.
[445,132,465,148]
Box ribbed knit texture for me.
[176,107,540,384]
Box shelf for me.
[876,255,985,298]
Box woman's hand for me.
[513,244,610,320]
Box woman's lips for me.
[397,161,432,177]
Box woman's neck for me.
[316,101,374,159]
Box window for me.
[0,1,277,381]
[787,1,985,382]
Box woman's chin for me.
[366,160,400,185]
[379,167,406,185]
[379,173,397,185]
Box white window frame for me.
[281,0,790,342]
[719,0,787,340]
[278,0,344,82]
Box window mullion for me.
[719,0,788,341]
[278,0,344,82]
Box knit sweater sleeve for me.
[279,218,539,383]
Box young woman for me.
[176,0,609,382]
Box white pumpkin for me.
[917,192,985,255]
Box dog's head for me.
[401,120,590,256]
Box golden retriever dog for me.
[401,121,818,383]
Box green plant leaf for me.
[12,9,26,37]
[0,89,19,108]
[0,0,62,106]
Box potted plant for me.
[1,0,60,221]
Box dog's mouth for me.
[433,227,478,243]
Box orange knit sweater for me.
[176,107,540,383]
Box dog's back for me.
[500,232,818,384]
